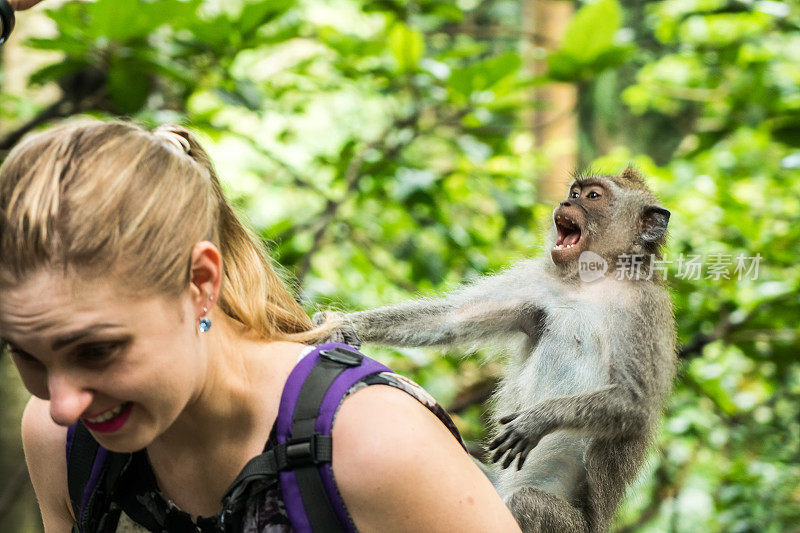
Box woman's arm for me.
[21,397,75,533]
[332,385,521,532]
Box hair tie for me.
[154,127,192,157]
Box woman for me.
[0,120,520,532]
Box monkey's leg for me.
[507,486,588,533]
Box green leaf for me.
[44,3,93,40]
[449,52,522,99]
[26,36,90,56]
[137,54,196,87]
[215,79,263,111]
[560,0,622,63]
[546,51,582,81]
[388,22,425,73]
[28,60,91,86]
[107,59,150,114]
[185,15,237,52]
[84,0,200,42]
[548,45,631,82]
[238,0,294,38]
[773,125,800,147]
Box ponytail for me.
[0,120,329,343]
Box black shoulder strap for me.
[66,423,129,532]
[67,423,99,521]
[285,352,353,532]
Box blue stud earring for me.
[199,302,212,332]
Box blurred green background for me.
[1,0,798,531]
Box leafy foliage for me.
[1,0,798,531]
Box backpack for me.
[66,342,398,532]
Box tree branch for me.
[224,129,328,196]
[678,290,798,360]
[348,230,420,293]
[294,113,421,285]
[0,95,74,153]
[447,374,500,414]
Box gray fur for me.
[316,169,677,532]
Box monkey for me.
[314,167,676,532]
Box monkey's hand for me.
[489,411,554,470]
[311,311,362,349]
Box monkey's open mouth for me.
[554,215,582,250]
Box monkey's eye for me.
[587,191,601,199]
[570,191,580,199]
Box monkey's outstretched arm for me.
[341,295,538,347]
[317,261,551,347]
[489,386,649,469]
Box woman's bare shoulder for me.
[331,384,520,533]
[21,397,75,530]
[22,396,65,442]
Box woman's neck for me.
[144,313,307,516]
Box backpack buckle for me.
[278,434,333,470]
[320,346,363,366]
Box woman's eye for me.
[77,342,122,363]
[8,347,43,366]
[11,348,36,362]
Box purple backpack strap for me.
[277,342,391,533]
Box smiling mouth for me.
[85,404,127,424]
[82,402,133,433]
[553,214,582,251]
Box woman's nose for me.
[47,374,93,427]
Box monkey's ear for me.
[620,165,641,181]
[640,206,670,242]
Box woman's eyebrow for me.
[50,323,123,351]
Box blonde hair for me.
[0,119,323,342]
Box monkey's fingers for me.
[517,444,535,470]
[490,440,509,463]
[489,429,513,451]
[502,439,527,469]
[490,433,520,464]
[499,412,520,424]
[311,312,325,326]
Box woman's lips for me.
[82,402,133,433]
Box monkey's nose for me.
[560,201,572,208]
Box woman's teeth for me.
[86,404,125,423]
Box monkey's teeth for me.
[553,243,578,250]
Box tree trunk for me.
[523,0,578,203]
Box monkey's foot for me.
[311,311,363,348]
[507,486,588,533]
[489,410,551,470]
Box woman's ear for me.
[189,241,222,315]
